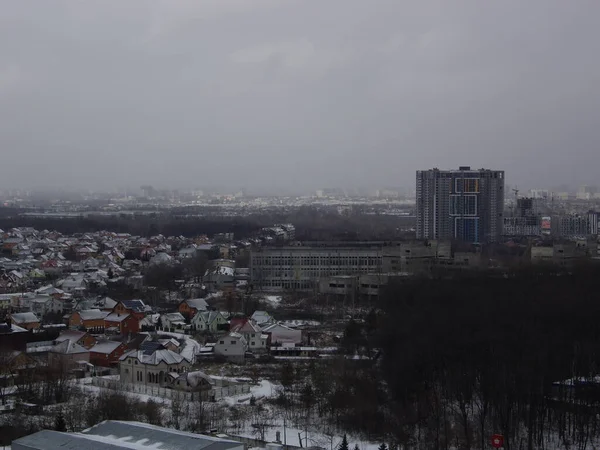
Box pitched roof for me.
[121,300,146,313]
[105,313,132,323]
[78,309,109,321]
[12,423,242,450]
[11,312,39,324]
[89,340,123,354]
[183,298,208,310]
[51,339,89,355]
[56,330,88,343]
[231,320,261,334]
[122,348,185,365]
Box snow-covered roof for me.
[13,422,242,450]
[251,311,273,323]
[262,323,300,333]
[78,309,109,321]
[51,339,89,355]
[183,298,208,311]
[183,370,214,388]
[89,340,123,354]
[11,312,39,324]
[122,348,185,366]
[56,330,88,343]
[105,313,131,323]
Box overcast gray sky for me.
[1,0,599,192]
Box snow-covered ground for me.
[236,420,382,450]
[281,320,321,328]
[222,380,279,406]
[262,295,282,308]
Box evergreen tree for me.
[55,411,67,432]
[378,444,387,450]
[354,444,360,450]
[339,434,349,450]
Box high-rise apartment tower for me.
[416,167,505,243]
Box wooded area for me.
[375,265,600,449]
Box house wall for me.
[178,302,197,318]
[90,344,127,367]
[214,337,246,362]
[240,331,267,352]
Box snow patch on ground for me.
[262,295,282,308]
[221,380,279,406]
[281,320,321,328]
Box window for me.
[134,360,138,365]
[251,341,255,346]
[219,340,224,344]
[231,340,236,345]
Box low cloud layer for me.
[1,0,599,192]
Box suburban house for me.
[262,323,302,345]
[251,310,275,327]
[48,339,90,370]
[69,309,109,331]
[89,340,128,367]
[55,330,97,349]
[10,312,40,330]
[95,296,117,311]
[111,300,147,321]
[104,312,140,335]
[30,296,64,318]
[119,342,191,386]
[178,298,209,319]
[160,312,187,330]
[191,310,227,333]
[231,320,268,353]
[213,332,248,363]
[204,262,235,291]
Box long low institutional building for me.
[250,240,477,292]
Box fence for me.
[90,377,250,401]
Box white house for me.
[213,332,248,363]
[160,312,187,330]
[191,311,227,333]
[231,320,268,353]
[30,295,64,317]
[262,323,302,345]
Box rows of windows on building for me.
[416,167,505,244]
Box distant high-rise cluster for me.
[416,167,505,243]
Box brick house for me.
[69,309,109,331]
[105,313,140,335]
[112,300,147,321]
[89,340,128,367]
[10,312,40,330]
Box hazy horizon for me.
[1,0,599,191]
